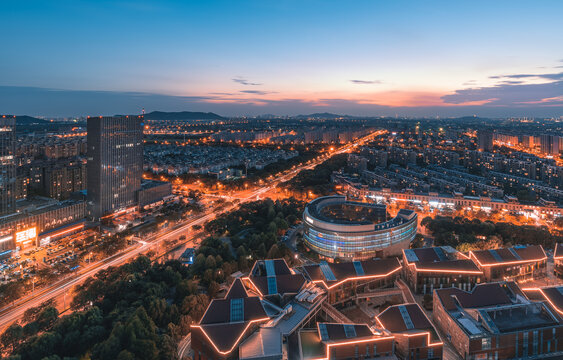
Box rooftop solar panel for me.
[489,249,504,262]
[353,261,365,276]
[434,247,448,262]
[343,324,357,338]
[267,276,278,295]
[319,323,329,341]
[507,247,522,260]
[230,298,244,323]
[398,305,414,330]
[459,318,481,335]
[319,261,336,281]
[404,249,419,263]
[265,260,276,277]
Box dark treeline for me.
[422,216,562,251]
[2,257,207,360]
[280,153,348,196]
[190,199,305,293]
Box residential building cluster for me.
[144,143,298,177]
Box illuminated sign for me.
[15,227,37,244]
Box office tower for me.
[477,130,493,152]
[87,115,143,219]
[0,116,16,216]
[540,134,560,155]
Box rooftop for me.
[247,258,307,297]
[470,245,546,267]
[301,257,401,289]
[377,303,441,344]
[404,246,481,274]
[435,282,561,338]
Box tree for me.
[208,281,220,298]
[1,323,23,353]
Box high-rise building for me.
[477,130,493,152]
[87,115,143,219]
[540,134,560,155]
[0,116,16,216]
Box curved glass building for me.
[303,195,417,260]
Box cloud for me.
[2,86,562,118]
[442,79,563,106]
[489,72,563,81]
[232,77,262,86]
[239,90,276,95]
[349,79,382,85]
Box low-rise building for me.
[377,303,443,360]
[469,245,547,282]
[245,259,307,300]
[433,282,563,359]
[137,179,173,209]
[554,243,563,278]
[299,323,396,360]
[403,247,483,294]
[0,197,86,251]
[191,278,271,360]
[301,258,401,306]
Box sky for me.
[1,0,562,117]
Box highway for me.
[0,130,382,332]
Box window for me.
[428,347,434,359]
[482,337,491,350]
[532,331,539,355]
[523,332,529,357]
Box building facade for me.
[303,196,417,260]
[433,282,563,359]
[87,115,143,218]
[403,247,483,294]
[469,245,547,282]
[0,116,16,216]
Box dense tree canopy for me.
[3,257,208,360]
[422,216,562,251]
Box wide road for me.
[0,130,383,331]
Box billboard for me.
[15,227,37,246]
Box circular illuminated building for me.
[303,195,417,260]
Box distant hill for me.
[14,115,49,125]
[294,112,351,119]
[144,111,226,121]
